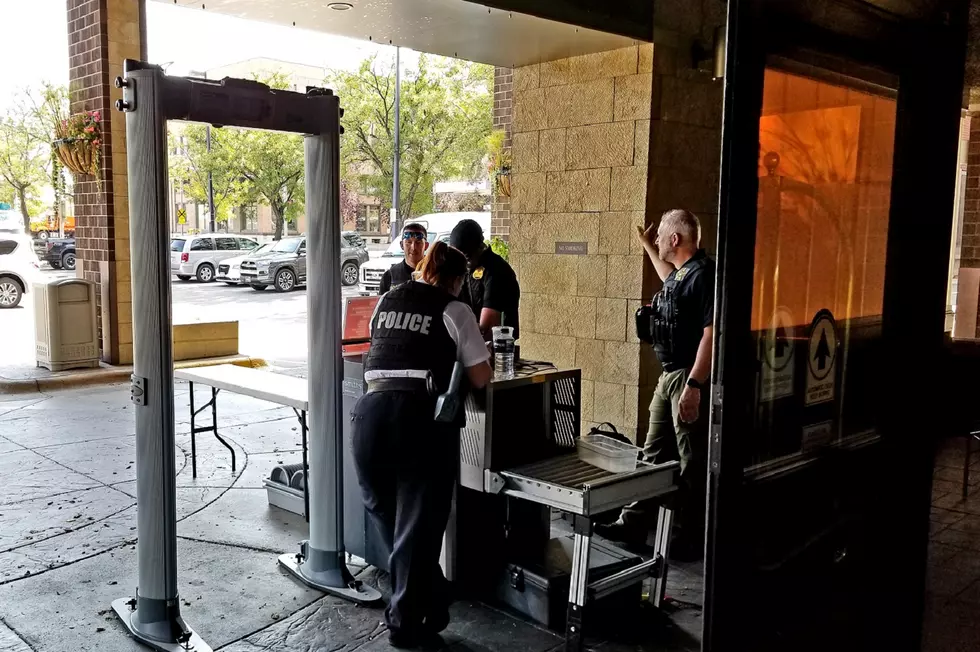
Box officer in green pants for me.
[595,209,715,561]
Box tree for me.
[0,84,67,231]
[332,54,493,224]
[168,124,249,226]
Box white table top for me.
[175,364,308,411]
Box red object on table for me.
[342,296,378,355]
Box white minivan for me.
[358,212,491,295]
[170,234,260,283]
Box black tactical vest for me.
[388,261,414,289]
[364,282,457,392]
[650,253,711,370]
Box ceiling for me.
[165,0,643,68]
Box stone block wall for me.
[509,44,722,441]
[67,0,140,364]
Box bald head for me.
[656,209,701,264]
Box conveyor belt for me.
[494,453,679,517]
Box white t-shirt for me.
[369,282,490,368]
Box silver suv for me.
[240,233,369,292]
[170,234,260,283]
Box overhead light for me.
[328,2,353,9]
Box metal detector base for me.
[278,553,383,604]
[112,599,214,652]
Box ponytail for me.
[415,241,467,290]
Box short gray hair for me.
[660,209,701,247]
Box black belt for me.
[366,378,430,394]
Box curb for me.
[0,356,267,395]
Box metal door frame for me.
[704,2,968,650]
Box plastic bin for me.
[576,434,639,473]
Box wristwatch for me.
[686,376,705,391]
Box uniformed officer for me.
[379,222,428,295]
[351,241,492,648]
[449,219,520,340]
[595,209,715,561]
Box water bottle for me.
[492,326,515,379]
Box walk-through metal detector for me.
[111,59,380,652]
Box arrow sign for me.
[806,309,838,406]
[774,324,789,359]
[761,308,795,400]
[815,330,830,370]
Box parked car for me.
[0,233,41,309]
[170,234,260,283]
[358,212,490,295]
[34,237,76,270]
[239,233,369,292]
[216,241,274,285]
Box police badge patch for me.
[674,267,690,281]
[473,267,485,280]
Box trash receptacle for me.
[33,278,99,371]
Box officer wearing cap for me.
[595,209,715,561]
[449,218,521,341]
[380,222,428,295]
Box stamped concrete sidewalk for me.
[0,380,702,652]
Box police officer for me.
[352,241,492,648]
[595,209,715,561]
[449,219,520,340]
[379,222,428,294]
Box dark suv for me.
[34,237,76,271]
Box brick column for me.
[491,67,513,240]
[67,0,140,364]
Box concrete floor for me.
[0,380,703,652]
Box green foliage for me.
[488,236,509,262]
[331,53,493,222]
[0,83,67,228]
[169,124,250,224]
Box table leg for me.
[210,387,236,473]
[964,434,973,500]
[650,505,674,608]
[565,517,592,652]
[189,382,197,478]
[301,410,309,522]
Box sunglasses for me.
[402,232,426,242]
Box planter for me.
[495,170,512,198]
[53,138,99,178]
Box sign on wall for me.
[760,307,795,401]
[805,309,838,406]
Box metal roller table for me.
[452,363,680,652]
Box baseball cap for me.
[449,219,485,256]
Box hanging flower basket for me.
[52,110,103,184]
[53,138,98,176]
[494,167,512,198]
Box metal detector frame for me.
[111,59,379,652]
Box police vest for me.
[364,282,457,392]
[388,261,414,288]
[648,254,711,369]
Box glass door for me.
[704,2,967,651]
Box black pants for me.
[351,390,457,636]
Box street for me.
[171,276,363,367]
[0,267,365,372]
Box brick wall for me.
[509,44,722,440]
[492,67,513,240]
[67,0,139,364]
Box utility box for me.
[33,278,100,371]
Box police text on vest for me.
[376,311,433,334]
